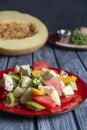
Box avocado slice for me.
[6,92,15,105]
[26,101,45,111]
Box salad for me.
[0,60,78,112]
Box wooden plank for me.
[33,45,58,67]
[54,48,87,130]
[54,49,87,83]
[73,100,87,130]
[0,54,32,70]
[0,54,35,130]
[6,54,33,68]
[37,112,78,130]
[0,55,8,70]
[0,112,35,130]
[76,51,87,70]
[33,45,78,130]
[0,45,86,130]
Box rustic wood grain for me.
[0,44,87,130]
[0,0,87,129]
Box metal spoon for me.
[57,29,71,37]
[48,29,71,44]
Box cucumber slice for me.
[21,76,32,88]
[26,101,45,111]
[6,92,15,105]
[9,73,20,82]
[13,86,24,98]
[20,87,32,104]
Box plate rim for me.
[0,67,87,117]
[55,41,87,49]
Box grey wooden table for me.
[0,42,87,130]
[0,0,87,130]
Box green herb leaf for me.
[69,30,87,45]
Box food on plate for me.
[32,60,50,70]
[26,101,45,111]
[0,11,48,55]
[0,60,78,113]
[69,26,87,45]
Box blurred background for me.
[0,0,87,32]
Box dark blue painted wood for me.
[0,44,87,130]
[0,0,87,129]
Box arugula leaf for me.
[69,30,87,45]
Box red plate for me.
[0,67,87,117]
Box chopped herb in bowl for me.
[69,29,87,45]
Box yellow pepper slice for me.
[59,75,77,84]
[32,70,44,77]
[32,88,44,96]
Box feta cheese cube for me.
[62,85,74,96]
[20,65,31,76]
[43,69,59,80]
[38,85,61,105]
[14,65,20,73]
[50,70,58,77]
[60,70,68,77]
[3,74,14,91]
